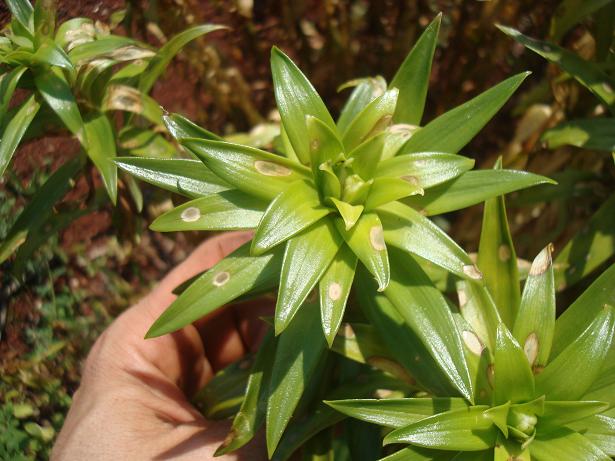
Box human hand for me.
[52,232,269,460]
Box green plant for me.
[327,189,615,460]
[116,14,565,457]
[0,0,223,272]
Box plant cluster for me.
[115,9,615,459]
[0,0,222,274]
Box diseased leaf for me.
[252,180,330,255]
[115,157,230,197]
[390,14,441,125]
[336,213,389,291]
[494,324,535,405]
[337,77,387,134]
[139,24,226,93]
[182,138,310,200]
[376,152,474,190]
[542,118,615,152]
[477,158,520,327]
[266,301,327,457]
[150,191,267,232]
[513,245,556,369]
[342,89,398,151]
[384,248,473,402]
[456,280,501,353]
[319,244,357,346]
[330,323,396,366]
[102,85,163,125]
[271,46,336,164]
[163,112,222,141]
[383,406,496,451]
[498,26,615,112]
[400,73,530,155]
[146,242,282,338]
[536,305,615,400]
[403,169,556,216]
[0,93,40,177]
[275,218,342,334]
[68,36,138,63]
[326,398,469,429]
[379,201,475,281]
[83,112,117,203]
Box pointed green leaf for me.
[271,46,336,164]
[163,113,222,141]
[150,191,267,232]
[337,77,387,134]
[139,24,226,93]
[83,112,117,203]
[542,118,615,152]
[540,401,610,430]
[477,159,520,328]
[0,156,82,264]
[390,14,441,125]
[275,218,342,334]
[456,280,501,353]
[31,39,72,70]
[215,332,276,455]
[384,248,473,401]
[494,324,535,404]
[347,132,385,181]
[404,169,556,216]
[118,126,175,158]
[330,322,396,366]
[335,213,389,291]
[552,264,615,359]
[306,115,344,168]
[326,398,469,429]
[364,177,423,211]
[513,245,555,369]
[0,67,27,127]
[319,244,357,346]
[376,152,474,189]
[400,72,530,155]
[536,306,615,400]
[498,26,615,112]
[146,242,282,338]
[34,67,86,145]
[379,201,476,280]
[0,93,40,177]
[342,89,398,151]
[383,406,496,450]
[554,194,615,291]
[266,302,327,456]
[182,138,310,201]
[356,268,458,395]
[7,0,33,31]
[530,428,611,461]
[330,198,363,230]
[115,157,231,197]
[253,180,329,255]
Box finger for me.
[194,310,246,372]
[232,296,275,352]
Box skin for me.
[52,232,269,460]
